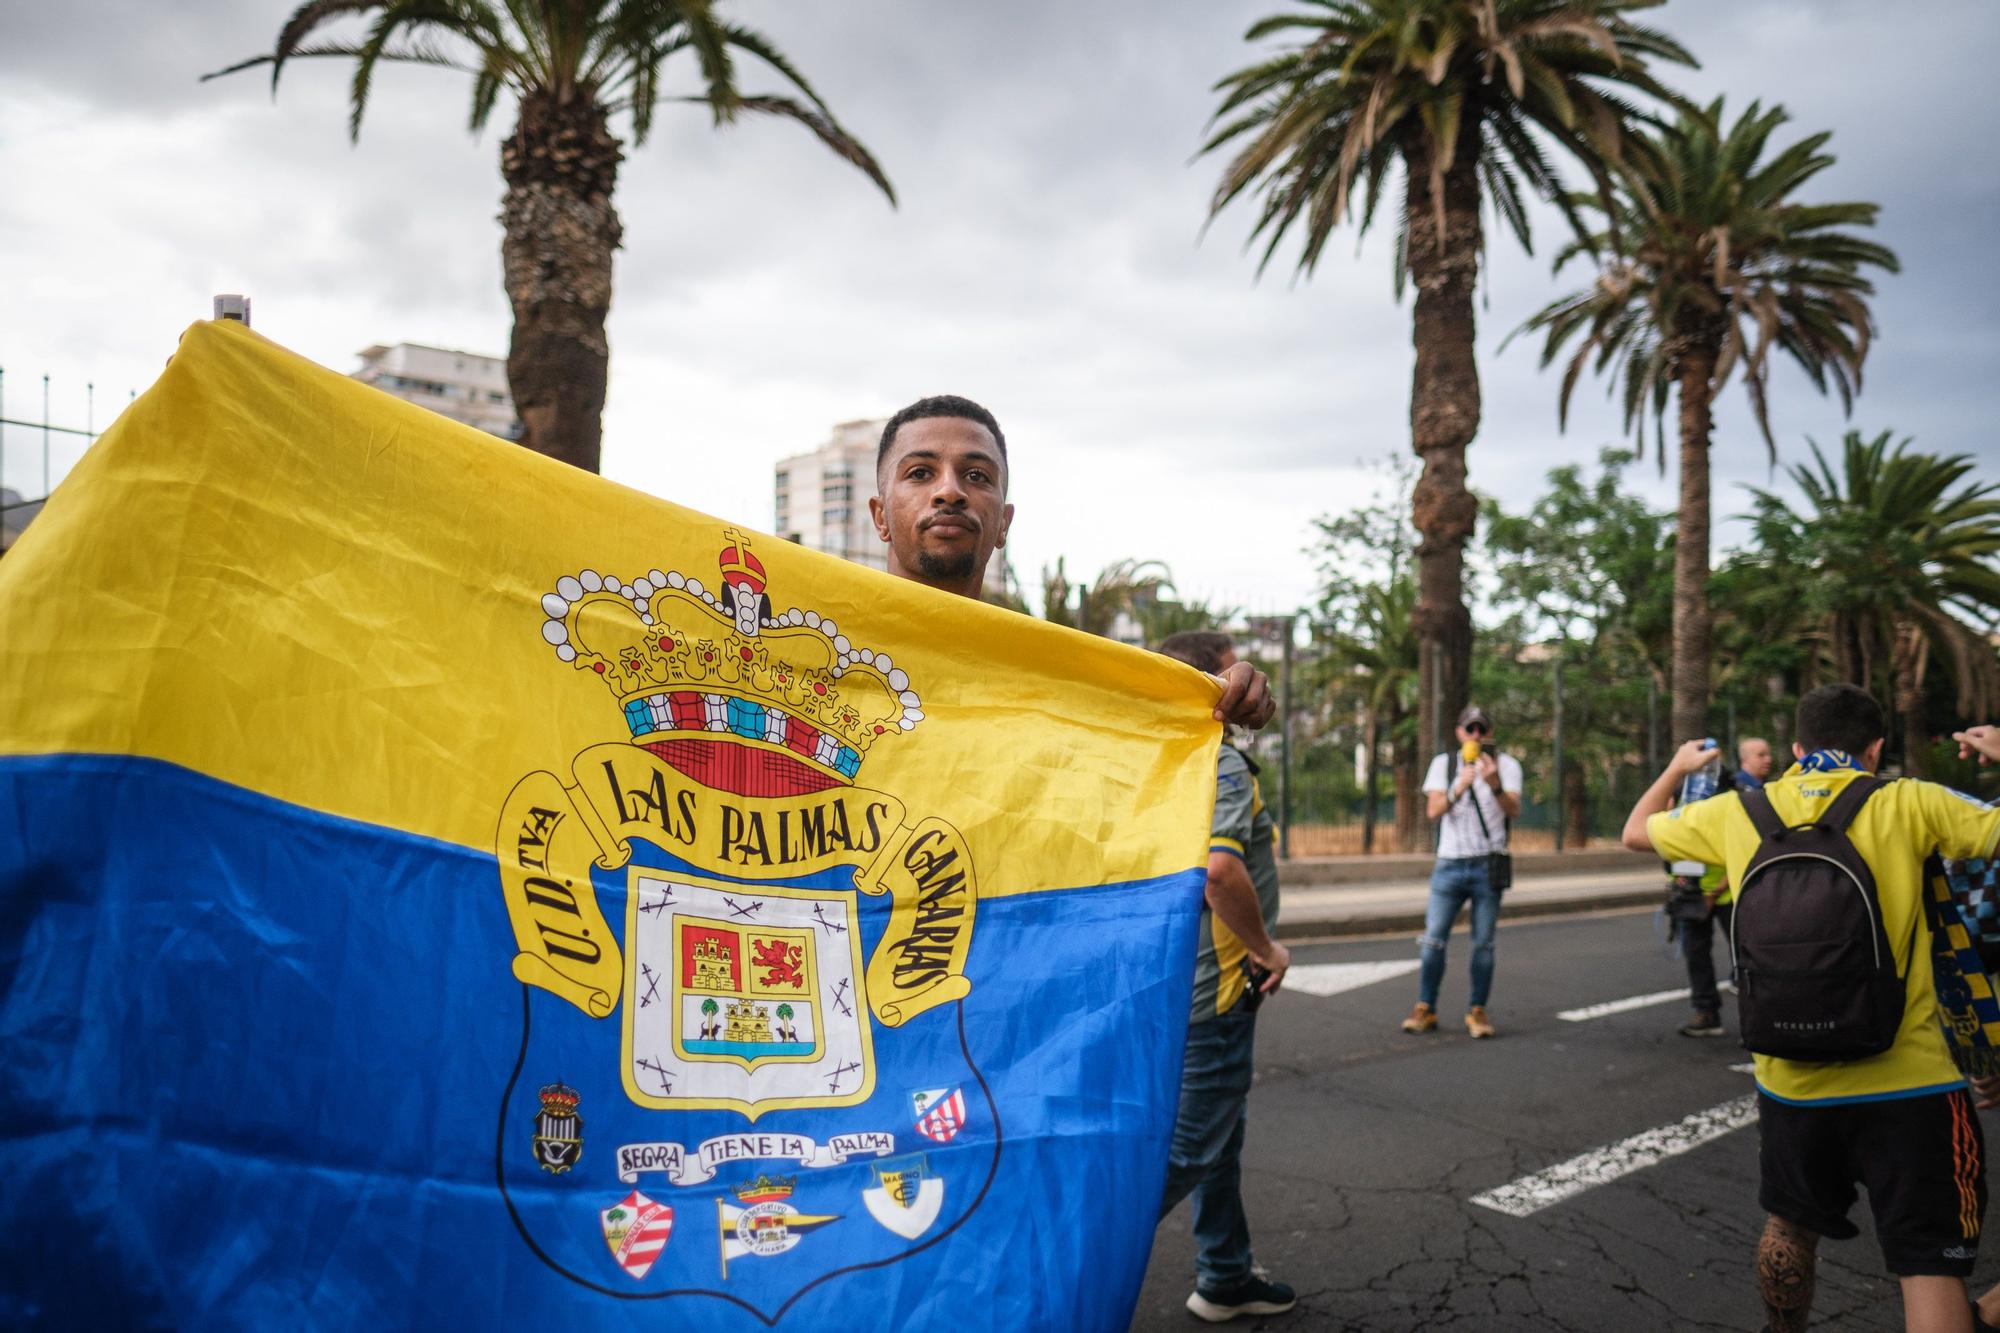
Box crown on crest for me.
[733,1174,796,1205]
[538,532,921,788]
[537,1082,580,1115]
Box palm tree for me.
[1039,557,1177,638]
[1204,0,1692,757]
[1516,99,1896,745]
[1135,593,1238,645]
[774,1002,795,1042]
[208,2,893,475]
[699,995,719,1039]
[1741,431,2000,774]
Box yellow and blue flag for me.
[0,321,1221,1330]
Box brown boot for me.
[1464,1006,1496,1039]
[1400,1002,1437,1034]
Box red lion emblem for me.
[752,938,805,990]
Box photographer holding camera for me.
[1402,705,1523,1040]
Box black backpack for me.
[1731,775,1915,1061]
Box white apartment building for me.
[775,418,1012,594]
[354,343,521,440]
[774,418,883,570]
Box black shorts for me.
[1758,1088,1987,1277]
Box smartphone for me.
[1480,742,1496,757]
[1243,962,1273,1010]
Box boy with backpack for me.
[1623,685,2000,1333]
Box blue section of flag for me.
[0,754,1201,1331]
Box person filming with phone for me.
[1403,705,1523,1040]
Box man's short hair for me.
[1157,630,1234,675]
[877,395,1008,468]
[1795,683,1886,755]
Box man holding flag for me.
[0,331,1273,1333]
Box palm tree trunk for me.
[1562,760,1588,848]
[1391,718,1422,853]
[1893,621,1930,776]
[1670,338,1717,746]
[500,90,624,474]
[1402,139,1483,759]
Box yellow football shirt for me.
[1648,764,2000,1104]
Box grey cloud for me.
[4,0,1996,610]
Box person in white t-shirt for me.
[1401,705,1524,1039]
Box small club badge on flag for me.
[601,1191,674,1280]
[863,1154,944,1240]
[911,1087,967,1144]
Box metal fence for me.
[1269,759,1655,858]
[0,369,128,553]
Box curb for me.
[1273,884,1663,942]
[1277,847,1639,888]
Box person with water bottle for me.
[1402,705,1522,1040]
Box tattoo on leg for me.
[1757,1215,1819,1333]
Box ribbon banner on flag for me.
[0,321,1220,1331]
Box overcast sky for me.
[3,1,1995,616]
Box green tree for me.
[1482,449,1671,841]
[1038,557,1177,639]
[775,1001,795,1041]
[699,995,719,1038]
[210,2,893,475]
[1204,0,1691,760]
[1740,430,2000,774]
[1311,460,1422,849]
[1321,577,1421,849]
[1134,593,1237,645]
[1516,99,1896,746]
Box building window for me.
[824,506,851,524]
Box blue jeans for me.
[1418,856,1499,1008]
[1157,1003,1257,1286]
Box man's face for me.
[870,416,1013,597]
[1455,720,1491,748]
[1739,739,1774,779]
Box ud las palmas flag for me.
[0,320,1224,1331]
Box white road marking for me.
[1470,1095,1758,1218]
[1282,960,1421,998]
[1557,988,1691,1021]
[1730,1062,1755,1074]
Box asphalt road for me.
[1137,906,2000,1332]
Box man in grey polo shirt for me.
[1402,705,1522,1039]
[1154,629,1295,1325]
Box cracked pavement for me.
[1136,909,1993,1330]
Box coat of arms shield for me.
[624,873,873,1118]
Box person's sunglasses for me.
[1465,722,1489,736]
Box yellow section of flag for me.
[0,320,1220,897]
